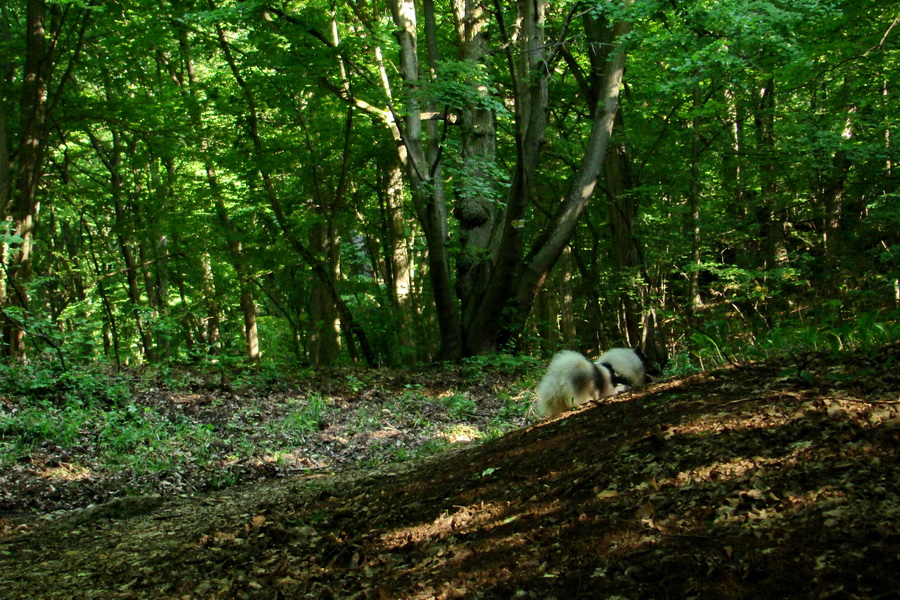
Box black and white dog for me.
[535,347,648,418]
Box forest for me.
[0,0,896,372]
[2,1,900,596]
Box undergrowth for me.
[0,355,538,509]
[665,310,900,377]
[6,317,895,512]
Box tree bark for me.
[464,8,632,355]
[387,0,462,360]
[755,78,787,273]
[86,128,155,361]
[688,80,703,314]
[176,25,261,363]
[450,0,498,338]
[2,0,56,358]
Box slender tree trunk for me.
[149,157,174,360]
[176,26,261,363]
[87,129,155,361]
[82,217,121,368]
[199,253,221,353]
[821,110,854,260]
[755,78,787,273]
[387,0,461,360]
[723,87,753,269]
[557,247,577,343]
[886,80,895,193]
[308,221,340,365]
[213,15,375,365]
[688,81,703,314]
[604,133,641,345]
[170,235,197,354]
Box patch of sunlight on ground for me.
[40,462,93,482]
[438,424,484,443]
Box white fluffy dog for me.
[535,347,647,419]
[597,347,647,388]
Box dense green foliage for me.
[0,0,897,370]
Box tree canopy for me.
[1,0,897,368]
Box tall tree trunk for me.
[387,0,461,360]
[723,86,753,270]
[308,221,340,365]
[82,217,122,368]
[213,14,375,365]
[820,110,854,261]
[451,0,498,342]
[200,253,222,353]
[459,0,553,354]
[755,78,787,273]
[604,134,641,345]
[2,0,57,358]
[176,28,261,363]
[688,80,703,315]
[465,3,632,355]
[557,247,577,344]
[1,0,85,359]
[87,129,155,361]
[313,0,631,358]
[149,156,174,360]
[376,158,416,359]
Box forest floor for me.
[2,345,900,599]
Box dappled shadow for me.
[2,346,899,598]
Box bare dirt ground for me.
[2,345,900,599]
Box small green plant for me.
[416,437,451,458]
[283,394,328,434]
[0,391,218,474]
[662,353,702,378]
[0,361,131,407]
[495,394,529,421]
[0,401,89,463]
[441,393,477,419]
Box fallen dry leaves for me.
[2,344,900,599]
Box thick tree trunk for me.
[459,0,552,355]
[376,158,417,359]
[2,0,56,358]
[464,9,632,355]
[451,0,498,339]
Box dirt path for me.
[2,346,900,599]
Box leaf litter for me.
[2,345,900,599]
